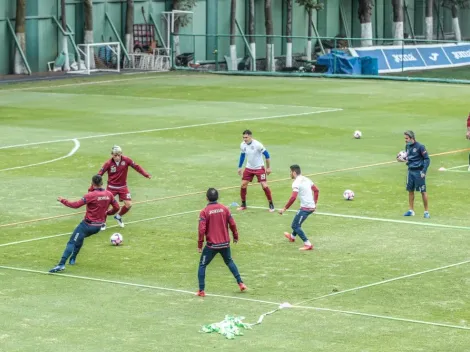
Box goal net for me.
[71,42,121,75]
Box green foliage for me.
[295,0,324,11]
[173,0,197,28]
[441,0,470,9]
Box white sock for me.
[304,240,312,246]
[115,214,122,219]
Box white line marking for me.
[291,305,470,331]
[0,109,342,150]
[0,265,280,306]
[446,164,468,170]
[294,258,470,306]
[0,139,80,172]
[0,209,200,247]
[443,169,468,173]
[249,206,470,230]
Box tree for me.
[84,0,95,69]
[358,0,374,47]
[14,0,27,74]
[248,0,256,69]
[61,0,70,71]
[229,0,237,70]
[265,0,274,71]
[391,0,404,45]
[295,0,323,61]
[442,0,470,42]
[285,0,293,67]
[425,0,433,41]
[172,0,197,56]
[125,0,134,54]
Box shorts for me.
[242,167,267,183]
[107,186,132,201]
[406,170,426,193]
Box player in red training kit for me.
[49,175,120,273]
[196,188,247,297]
[466,113,470,171]
[95,145,151,230]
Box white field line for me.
[0,264,468,331]
[0,209,200,248]
[294,258,470,306]
[0,139,80,172]
[248,206,470,231]
[291,305,470,331]
[0,265,281,306]
[0,109,342,150]
[444,170,468,173]
[443,164,468,170]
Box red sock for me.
[241,187,247,202]
[263,187,272,202]
[119,205,131,217]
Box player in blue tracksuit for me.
[403,131,431,218]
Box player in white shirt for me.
[237,130,275,212]
[279,165,319,251]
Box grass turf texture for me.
[1,72,470,351]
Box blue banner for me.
[350,43,470,73]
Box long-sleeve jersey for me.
[284,175,319,211]
[198,202,238,249]
[60,188,120,225]
[98,155,150,189]
[405,141,430,173]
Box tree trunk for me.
[125,0,134,54]
[358,0,373,47]
[286,0,293,67]
[248,0,256,69]
[392,0,404,45]
[14,0,27,74]
[229,0,238,70]
[61,0,70,71]
[425,0,433,41]
[307,8,312,61]
[265,0,275,71]
[451,5,462,42]
[84,0,94,70]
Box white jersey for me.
[292,175,316,209]
[240,139,266,170]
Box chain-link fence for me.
[171,33,470,83]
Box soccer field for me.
[1,72,470,352]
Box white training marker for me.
[438,167,446,171]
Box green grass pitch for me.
[1,72,470,352]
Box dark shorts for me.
[242,167,267,183]
[406,170,426,193]
[108,186,131,202]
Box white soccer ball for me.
[343,189,355,200]
[353,130,362,139]
[397,150,408,162]
[110,233,123,246]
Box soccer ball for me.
[343,189,355,200]
[110,233,123,246]
[353,130,362,139]
[397,151,408,162]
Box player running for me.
[237,130,275,212]
[279,165,319,251]
[95,145,151,230]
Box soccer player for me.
[403,130,431,218]
[197,188,247,297]
[279,165,319,251]
[95,145,151,230]
[49,175,120,273]
[237,130,274,212]
[466,113,470,171]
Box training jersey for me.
[405,142,430,172]
[292,175,316,209]
[98,155,150,189]
[240,139,267,170]
[198,202,238,249]
[60,188,119,225]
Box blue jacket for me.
[406,141,430,173]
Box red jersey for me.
[198,202,238,249]
[98,155,150,189]
[60,188,120,225]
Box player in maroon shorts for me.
[95,145,151,230]
[237,130,275,212]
